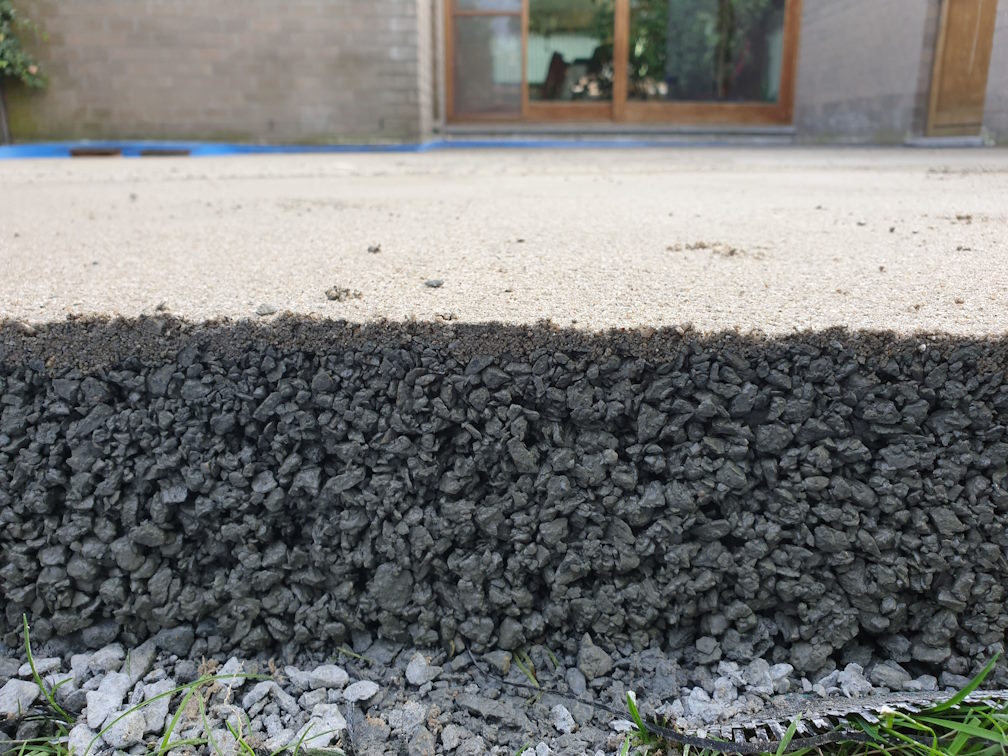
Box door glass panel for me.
[528,0,615,101]
[455,0,521,10]
[628,0,785,102]
[454,15,523,115]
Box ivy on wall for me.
[0,0,44,88]
[0,0,44,144]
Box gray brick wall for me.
[985,1,1008,143]
[794,0,932,142]
[6,0,431,143]
[417,0,433,137]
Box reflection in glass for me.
[455,0,521,9]
[528,0,615,101]
[628,0,785,102]
[454,15,523,115]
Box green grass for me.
[334,645,374,666]
[623,654,1007,756]
[513,649,544,707]
[2,615,346,756]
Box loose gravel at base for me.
[0,633,995,756]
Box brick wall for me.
[5,0,431,143]
[793,0,932,142]
[984,1,1008,143]
[416,0,434,137]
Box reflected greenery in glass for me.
[628,0,785,102]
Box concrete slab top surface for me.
[2,147,1007,335]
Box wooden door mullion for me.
[521,0,529,118]
[613,0,629,121]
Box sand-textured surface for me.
[2,148,1007,334]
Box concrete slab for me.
[1,147,1007,334]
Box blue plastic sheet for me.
[0,137,720,159]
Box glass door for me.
[448,0,524,119]
[624,0,794,123]
[445,0,800,124]
[526,0,616,120]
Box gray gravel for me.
[0,640,991,755]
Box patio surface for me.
[2,147,1007,335]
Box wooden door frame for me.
[926,0,998,136]
[445,0,803,126]
[926,0,954,135]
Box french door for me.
[445,0,802,124]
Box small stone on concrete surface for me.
[126,640,157,685]
[0,657,20,684]
[906,675,939,692]
[344,679,379,703]
[441,723,468,750]
[18,657,60,677]
[457,736,488,756]
[577,635,613,681]
[0,678,40,717]
[102,709,147,749]
[153,626,194,656]
[870,661,913,689]
[838,663,873,697]
[142,679,175,733]
[88,644,124,675]
[174,659,198,683]
[67,722,99,755]
[565,667,587,696]
[308,664,349,689]
[85,672,132,729]
[406,653,440,686]
[551,704,576,734]
[241,680,274,710]
[389,700,427,734]
[744,659,774,695]
[299,703,347,748]
[408,725,437,755]
[284,665,312,691]
[770,663,794,694]
[484,650,512,675]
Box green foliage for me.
[0,0,44,88]
[627,0,781,100]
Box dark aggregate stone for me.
[154,626,195,657]
[1,318,1008,676]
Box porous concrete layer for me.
[1,318,1006,677]
[2,149,1008,334]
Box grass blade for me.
[928,654,1001,714]
[774,716,801,756]
[286,721,314,756]
[157,680,201,755]
[626,690,650,744]
[21,614,72,723]
[916,715,1008,745]
[199,690,225,756]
